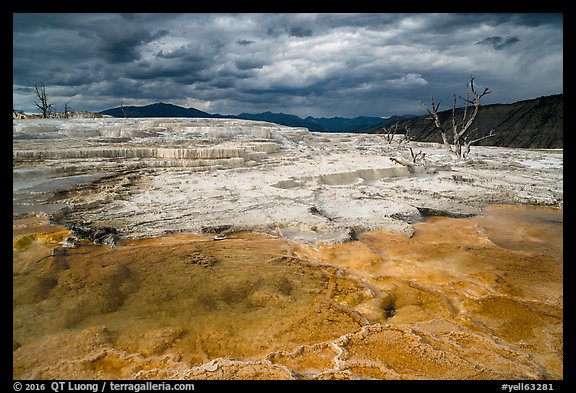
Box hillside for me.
[100,102,217,118]
[98,95,563,148]
[379,94,563,149]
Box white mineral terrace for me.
[13,117,563,242]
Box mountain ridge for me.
[100,103,409,133]
[99,94,563,148]
[374,94,563,149]
[100,102,217,119]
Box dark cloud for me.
[12,13,563,117]
[125,61,201,81]
[288,26,313,37]
[155,45,210,63]
[97,28,169,63]
[266,27,282,38]
[476,36,521,50]
[120,13,138,21]
[446,13,562,28]
[235,58,266,71]
[266,24,313,38]
[236,39,255,46]
[485,13,562,27]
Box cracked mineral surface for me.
[13,118,562,380]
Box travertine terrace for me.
[13,118,563,380]
[13,117,562,242]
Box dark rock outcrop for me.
[63,223,120,247]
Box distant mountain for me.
[356,114,419,133]
[303,115,417,133]
[100,103,409,133]
[235,112,414,132]
[100,102,216,119]
[383,94,563,149]
[98,95,563,148]
[236,111,318,130]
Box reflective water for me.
[13,173,103,193]
[13,172,108,215]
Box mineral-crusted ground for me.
[12,118,563,380]
[13,117,562,241]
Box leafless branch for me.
[420,75,491,159]
[402,125,412,144]
[467,129,496,145]
[378,122,400,144]
[34,83,53,119]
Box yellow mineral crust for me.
[13,205,562,380]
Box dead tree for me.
[420,76,495,159]
[119,99,132,118]
[402,125,411,144]
[63,100,71,119]
[34,83,54,118]
[408,147,425,164]
[379,122,400,144]
[379,122,412,144]
[462,127,495,158]
[390,147,426,173]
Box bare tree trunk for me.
[380,122,413,144]
[34,83,53,119]
[390,156,418,173]
[420,76,495,159]
[64,100,71,119]
[402,125,412,144]
[408,147,425,164]
[119,99,132,118]
[390,147,427,173]
[462,129,495,158]
[378,122,399,144]
[420,97,458,158]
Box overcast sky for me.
[13,13,563,118]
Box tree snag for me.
[378,122,412,144]
[403,125,412,144]
[379,122,400,144]
[390,147,427,174]
[34,83,53,119]
[420,76,495,159]
[64,100,71,119]
[119,99,134,118]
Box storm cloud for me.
[476,36,521,50]
[12,13,563,117]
